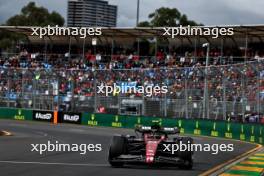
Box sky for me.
[0,0,264,27]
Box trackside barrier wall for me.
[0,107,263,145]
[0,107,32,121]
[82,113,264,145]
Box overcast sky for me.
[0,0,264,26]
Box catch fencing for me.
[0,59,263,120]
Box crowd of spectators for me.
[0,47,263,120]
[1,47,263,70]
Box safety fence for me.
[1,107,263,145]
[0,60,263,120]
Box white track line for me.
[0,160,108,167]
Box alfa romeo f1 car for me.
[108,124,194,169]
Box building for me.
[67,0,117,27]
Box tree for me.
[138,21,151,27]
[6,2,65,26]
[138,7,202,27]
[179,14,202,26]
[0,2,65,49]
[149,7,181,27]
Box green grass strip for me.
[225,170,261,176]
[237,163,264,168]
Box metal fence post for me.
[257,65,261,119]
[7,69,11,108]
[94,70,97,113]
[54,70,58,112]
[57,74,60,111]
[223,77,227,120]
[185,75,188,119]
[142,69,145,116]
[142,95,145,116]
[118,94,121,115]
[71,74,75,112]
[164,93,167,117]
[242,72,246,122]
[33,73,36,110]
[203,43,210,119]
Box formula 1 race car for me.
[108,124,194,169]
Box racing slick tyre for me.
[178,137,193,170]
[179,158,193,170]
[108,135,126,167]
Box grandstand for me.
[0,25,263,122]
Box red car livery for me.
[108,125,194,169]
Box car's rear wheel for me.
[108,135,126,167]
[179,158,193,170]
[178,137,193,170]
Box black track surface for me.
[0,120,257,176]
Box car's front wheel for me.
[108,135,126,167]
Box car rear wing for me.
[135,125,180,135]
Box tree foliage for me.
[138,21,151,27]
[6,2,65,26]
[0,2,65,49]
[138,7,202,27]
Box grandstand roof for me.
[1,25,264,46]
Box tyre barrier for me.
[0,107,263,144]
